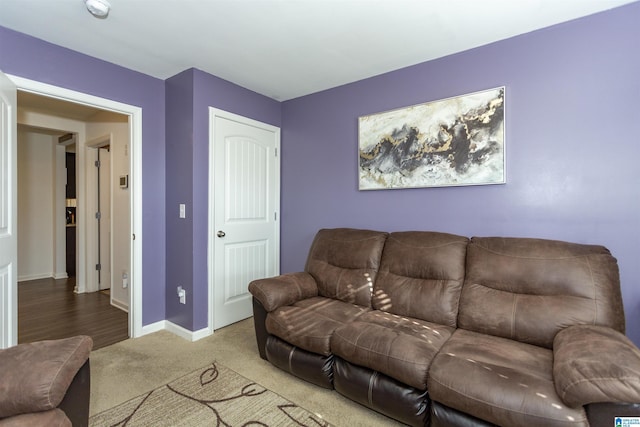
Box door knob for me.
[217,230,226,238]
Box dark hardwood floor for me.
[18,277,129,350]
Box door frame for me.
[85,135,113,296]
[8,75,143,339]
[207,107,280,335]
[0,71,17,348]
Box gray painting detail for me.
[359,87,505,190]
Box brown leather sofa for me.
[0,335,93,426]
[249,228,640,426]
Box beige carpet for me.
[90,361,332,426]
[89,318,403,427]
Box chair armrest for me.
[248,272,318,311]
[553,325,640,407]
[0,335,93,419]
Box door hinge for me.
[95,160,101,168]
[274,211,278,221]
[95,212,101,220]
[275,147,278,157]
[96,263,102,271]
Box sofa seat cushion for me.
[331,310,454,390]
[266,296,369,356]
[428,329,588,427]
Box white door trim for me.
[0,70,17,348]
[8,75,143,339]
[207,107,280,335]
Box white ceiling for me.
[1,0,636,101]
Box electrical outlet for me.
[122,272,128,288]
[177,286,186,304]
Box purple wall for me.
[280,3,640,346]
[0,26,167,326]
[165,70,195,328]
[165,69,281,331]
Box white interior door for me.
[0,71,17,348]
[210,109,280,330]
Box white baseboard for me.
[110,298,129,313]
[139,320,212,342]
[165,321,212,342]
[140,320,166,337]
[18,272,68,282]
[18,273,55,282]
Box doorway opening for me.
[16,92,129,349]
[9,74,143,345]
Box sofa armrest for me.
[0,336,93,419]
[553,325,640,407]
[248,272,318,312]
[0,408,71,427]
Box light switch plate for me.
[179,203,186,218]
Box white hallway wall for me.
[17,128,60,281]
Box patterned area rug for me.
[90,361,332,426]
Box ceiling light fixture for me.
[84,0,111,18]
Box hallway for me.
[18,277,128,350]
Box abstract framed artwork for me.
[358,87,505,190]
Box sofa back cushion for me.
[458,237,625,348]
[305,228,388,307]
[373,231,469,327]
